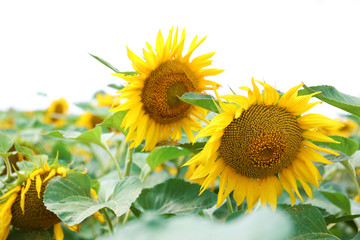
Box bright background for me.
[1,0,359,118]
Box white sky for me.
[1,0,359,118]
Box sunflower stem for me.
[122,209,131,224]
[124,144,134,177]
[103,146,123,180]
[226,196,234,214]
[341,160,360,197]
[1,155,12,181]
[102,208,114,234]
[88,144,105,173]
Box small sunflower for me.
[184,79,342,211]
[76,111,104,129]
[110,27,223,151]
[43,98,69,128]
[0,159,104,240]
[96,93,118,107]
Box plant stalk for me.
[103,146,123,180]
[124,144,134,177]
[226,196,234,214]
[341,160,360,197]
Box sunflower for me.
[319,118,358,137]
[76,111,104,129]
[43,98,69,128]
[0,159,104,240]
[96,93,118,107]
[184,79,342,211]
[110,27,223,151]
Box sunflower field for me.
[1,27,360,240]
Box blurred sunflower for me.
[96,93,118,107]
[43,98,69,128]
[0,159,104,240]
[319,118,358,137]
[76,111,104,129]
[184,79,342,211]
[110,27,223,151]
[0,115,15,129]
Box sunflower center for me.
[11,172,61,229]
[218,104,302,179]
[54,103,64,114]
[141,60,197,124]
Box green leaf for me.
[136,179,217,214]
[320,191,351,214]
[145,146,191,170]
[353,230,360,240]
[179,142,206,154]
[99,208,292,240]
[99,111,127,133]
[325,214,360,224]
[108,83,125,91]
[14,142,34,160]
[283,204,340,240]
[303,84,360,117]
[0,132,13,154]
[89,53,120,73]
[44,173,142,226]
[89,54,137,76]
[315,136,359,157]
[46,126,108,149]
[180,92,220,113]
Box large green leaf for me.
[145,146,191,170]
[44,173,142,226]
[283,204,340,240]
[99,208,292,240]
[303,85,360,117]
[0,132,13,154]
[320,191,351,214]
[136,179,216,214]
[180,92,220,113]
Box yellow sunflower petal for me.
[302,131,340,143]
[302,140,340,155]
[36,175,42,199]
[0,192,18,240]
[297,114,341,129]
[0,185,21,200]
[53,222,64,240]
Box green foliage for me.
[99,111,127,133]
[180,92,220,113]
[44,173,142,226]
[320,191,351,214]
[136,179,217,214]
[303,84,360,117]
[145,146,190,170]
[315,136,359,157]
[0,132,13,154]
[282,204,340,240]
[89,53,136,76]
